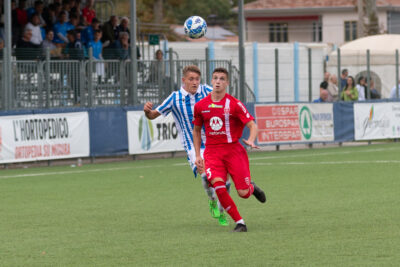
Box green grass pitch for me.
[1,143,400,266]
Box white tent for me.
[327,34,400,98]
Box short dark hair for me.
[320,81,328,89]
[212,67,229,79]
[342,69,348,75]
[183,65,201,76]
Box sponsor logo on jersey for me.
[237,102,247,113]
[208,103,223,108]
[210,116,223,131]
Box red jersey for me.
[82,7,96,24]
[193,93,254,145]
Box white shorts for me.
[186,148,204,177]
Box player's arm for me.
[242,120,260,149]
[193,124,204,171]
[143,102,161,120]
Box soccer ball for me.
[184,16,207,39]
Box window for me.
[313,21,322,42]
[344,21,357,41]
[269,23,288,42]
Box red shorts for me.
[203,142,251,190]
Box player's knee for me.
[237,188,250,198]
[210,177,224,186]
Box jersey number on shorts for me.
[206,168,212,179]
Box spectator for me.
[11,0,20,46]
[104,31,130,60]
[116,17,130,40]
[82,0,96,25]
[61,0,72,19]
[327,74,339,101]
[64,29,84,60]
[81,17,100,46]
[313,88,329,103]
[17,28,40,49]
[27,0,46,27]
[101,15,119,47]
[356,76,366,101]
[42,3,59,31]
[340,76,358,101]
[16,0,28,29]
[340,69,348,91]
[368,79,381,99]
[390,80,400,99]
[88,29,104,78]
[53,11,69,47]
[66,14,79,31]
[16,28,41,60]
[42,29,62,58]
[323,71,330,82]
[25,13,43,46]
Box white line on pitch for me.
[252,160,400,166]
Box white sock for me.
[201,173,215,200]
[236,219,245,225]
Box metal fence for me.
[0,50,255,110]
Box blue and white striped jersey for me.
[156,84,212,153]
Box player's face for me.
[211,72,228,93]
[182,71,200,94]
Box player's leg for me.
[217,176,231,226]
[227,143,266,203]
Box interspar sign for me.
[255,104,334,144]
[0,112,90,163]
[354,103,400,140]
[127,111,183,154]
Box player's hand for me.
[195,157,204,173]
[143,102,153,114]
[242,139,260,149]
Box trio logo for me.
[210,116,223,131]
[139,115,154,151]
[299,106,312,140]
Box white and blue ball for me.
[184,16,207,39]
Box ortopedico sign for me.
[127,111,183,154]
[255,104,334,144]
[354,103,400,140]
[0,112,90,164]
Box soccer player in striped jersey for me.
[143,65,229,226]
[193,67,266,232]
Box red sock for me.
[241,184,254,199]
[213,181,242,222]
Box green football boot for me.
[218,213,229,226]
[209,199,220,218]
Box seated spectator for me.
[101,15,119,47]
[64,29,85,60]
[356,76,366,101]
[368,79,381,99]
[103,31,130,60]
[42,29,62,57]
[327,74,339,101]
[25,13,43,46]
[390,80,400,99]
[340,76,358,101]
[27,0,46,27]
[53,11,69,47]
[42,3,59,30]
[116,17,130,40]
[16,28,41,59]
[81,17,100,46]
[61,0,72,20]
[82,0,96,25]
[313,88,329,103]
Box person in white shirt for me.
[356,76,366,101]
[24,13,43,46]
[390,80,400,99]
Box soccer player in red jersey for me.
[193,67,266,232]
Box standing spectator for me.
[116,17,130,40]
[82,0,96,25]
[101,15,119,47]
[340,76,358,101]
[368,79,381,99]
[390,80,400,99]
[340,69,348,92]
[327,74,339,101]
[323,71,330,82]
[88,29,104,79]
[66,14,79,31]
[16,0,28,29]
[81,17,100,46]
[61,0,72,20]
[27,0,45,26]
[25,13,43,46]
[53,11,69,47]
[42,3,59,31]
[356,76,366,101]
[313,87,329,103]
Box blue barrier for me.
[333,102,354,142]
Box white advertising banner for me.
[354,103,400,140]
[255,103,334,144]
[127,111,184,154]
[0,112,90,164]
